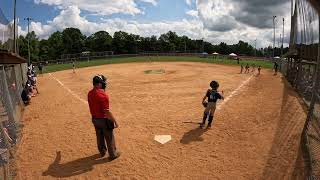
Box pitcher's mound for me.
[144,69,165,74]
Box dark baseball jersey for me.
[206,89,223,103]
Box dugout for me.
[0,50,27,180]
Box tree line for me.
[0,27,288,61]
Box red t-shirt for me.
[88,88,110,119]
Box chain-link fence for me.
[0,63,27,180]
[281,59,317,100]
[0,6,15,52]
[303,59,320,179]
[281,57,320,179]
[287,0,320,178]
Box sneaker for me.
[109,152,121,161]
[100,151,106,158]
[207,125,212,129]
[200,123,205,128]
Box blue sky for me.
[2,0,58,26]
[1,0,193,26]
[0,0,292,47]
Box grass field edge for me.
[42,56,274,74]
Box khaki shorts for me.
[204,102,217,114]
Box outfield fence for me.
[0,63,27,180]
[36,52,272,66]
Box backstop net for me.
[0,5,14,52]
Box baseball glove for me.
[202,101,208,108]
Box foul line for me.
[49,73,88,104]
[217,75,254,110]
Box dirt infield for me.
[15,62,307,179]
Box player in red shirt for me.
[88,75,120,160]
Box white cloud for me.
[26,6,203,40]
[34,0,157,16]
[186,10,198,18]
[139,0,157,6]
[24,0,292,49]
[196,0,238,32]
[186,0,193,6]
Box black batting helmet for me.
[210,80,219,89]
[93,75,107,90]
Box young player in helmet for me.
[245,64,250,74]
[200,81,224,129]
[258,66,262,75]
[72,61,76,73]
[240,64,244,74]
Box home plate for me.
[154,135,172,144]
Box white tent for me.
[212,52,219,55]
[274,56,280,59]
[229,53,237,57]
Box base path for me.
[15,62,307,179]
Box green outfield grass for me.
[43,56,274,73]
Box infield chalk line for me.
[217,75,254,110]
[49,73,88,104]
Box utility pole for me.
[279,34,281,48]
[254,39,257,57]
[24,17,33,65]
[13,0,17,53]
[281,18,285,58]
[273,16,277,60]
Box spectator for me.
[274,62,279,75]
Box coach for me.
[88,75,120,160]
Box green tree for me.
[112,31,129,54]
[218,42,230,54]
[47,31,63,59]
[62,28,85,54]
[15,27,285,59]
[24,31,40,62]
[86,31,112,52]
[39,39,49,60]
[233,40,254,55]
[17,35,28,59]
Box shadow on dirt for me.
[42,151,110,178]
[290,142,308,179]
[180,127,208,144]
[261,77,307,179]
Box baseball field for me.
[14,57,307,179]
